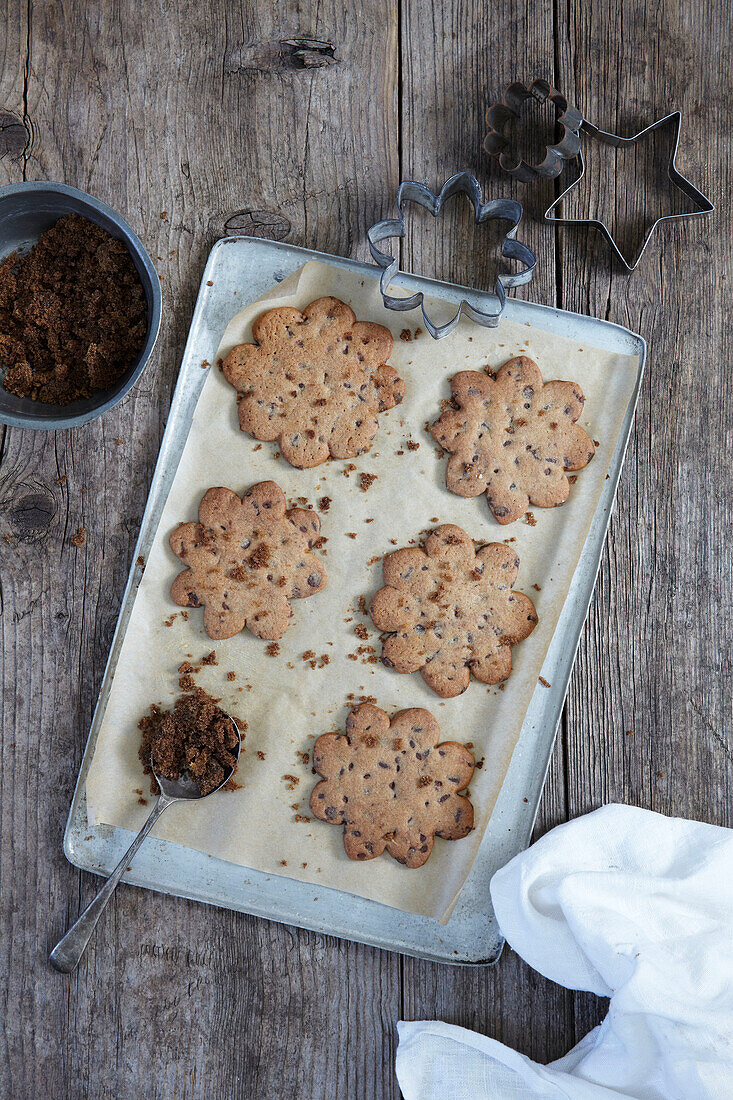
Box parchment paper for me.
[86,261,639,921]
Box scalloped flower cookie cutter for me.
[366,172,537,340]
[484,79,583,182]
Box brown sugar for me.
[0,214,147,404]
[138,687,242,797]
[70,526,87,547]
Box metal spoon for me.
[49,716,241,974]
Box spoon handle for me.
[49,793,174,973]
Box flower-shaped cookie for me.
[310,702,474,867]
[169,480,326,640]
[369,524,538,698]
[430,355,595,524]
[222,296,405,468]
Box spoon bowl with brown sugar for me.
[49,712,241,974]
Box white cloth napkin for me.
[397,804,733,1099]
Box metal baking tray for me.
[63,237,645,965]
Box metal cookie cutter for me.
[484,79,583,182]
[544,110,714,270]
[366,172,537,339]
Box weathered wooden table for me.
[1,2,730,1096]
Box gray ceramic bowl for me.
[0,181,162,429]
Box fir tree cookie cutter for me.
[484,79,583,182]
[366,172,537,340]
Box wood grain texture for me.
[0,3,401,1099]
[1,0,731,1095]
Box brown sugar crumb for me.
[532,583,541,591]
[414,328,422,338]
[311,535,328,550]
[568,474,578,484]
[202,650,218,665]
[359,472,377,492]
[405,439,419,451]
[0,214,147,404]
[296,750,310,765]
[627,729,635,737]
[318,496,331,512]
[302,650,316,661]
[180,610,189,621]
[343,463,357,477]
[283,774,300,790]
[265,642,280,657]
[226,671,236,681]
[400,328,413,342]
[354,624,369,640]
[357,595,368,615]
[346,532,357,539]
[200,359,210,369]
[249,543,271,568]
[164,614,177,628]
[475,757,485,769]
[257,750,266,760]
[137,797,148,806]
[71,527,87,547]
[138,687,242,796]
[136,555,145,570]
[525,512,537,527]
[56,474,67,484]
[318,654,330,667]
[539,676,551,688]
[280,860,288,866]
[366,555,381,566]
[364,517,374,524]
[294,814,311,823]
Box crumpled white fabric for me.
[397,804,733,1099]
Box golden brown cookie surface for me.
[170,480,326,641]
[222,297,404,468]
[310,702,474,867]
[369,524,538,698]
[430,355,595,524]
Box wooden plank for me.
[0,2,401,1097]
[395,0,609,1060]
[553,0,733,1051]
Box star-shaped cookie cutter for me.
[544,110,714,271]
[484,79,583,182]
[366,172,537,339]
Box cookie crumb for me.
[359,472,377,492]
[265,642,280,657]
[71,527,87,547]
[202,650,218,665]
[538,676,551,688]
[405,439,419,451]
[400,328,413,342]
[318,496,331,512]
[354,624,369,640]
[227,671,236,681]
[525,511,537,526]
